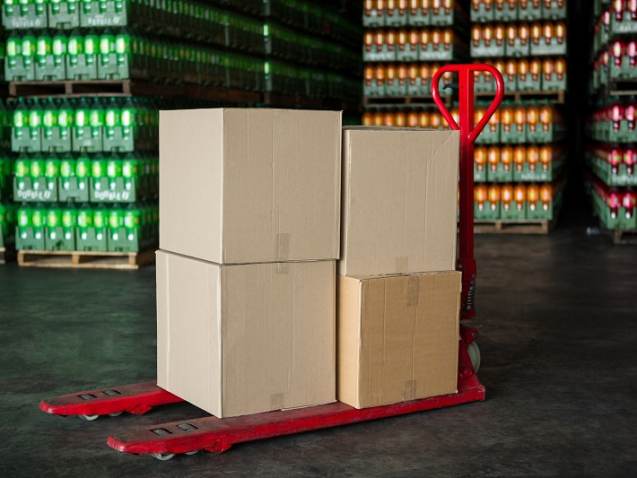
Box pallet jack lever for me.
[431,64,505,321]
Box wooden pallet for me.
[363,94,453,107]
[17,249,156,270]
[611,228,637,245]
[0,247,17,264]
[475,89,565,104]
[8,80,262,104]
[474,218,557,235]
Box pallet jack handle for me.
[431,64,505,321]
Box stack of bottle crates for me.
[361,0,470,130]
[585,0,637,241]
[1,0,363,266]
[470,0,568,228]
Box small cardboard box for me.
[340,127,459,277]
[337,271,461,409]
[157,251,336,418]
[159,108,342,264]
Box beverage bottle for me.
[386,63,396,88]
[527,184,539,210]
[386,29,396,53]
[539,105,553,132]
[555,21,566,45]
[471,25,481,47]
[487,146,500,173]
[505,59,516,83]
[488,108,500,134]
[475,184,488,210]
[611,39,624,68]
[527,105,539,133]
[407,63,419,91]
[628,41,637,67]
[514,105,526,133]
[407,109,419,128]
[92,155,106,191]
[397,63,408,89]
[420,29,431,52]
[398,27,408,53]
[58,98,73,142]
[6,34,21,73]
[501,106,513,133]
[487,184,500,211]
[362,111,373,126]
[383,110,395,126]
[29,98,43,144]
[431,29,442,51]
[364,31,374,53]
[76,155,90,191]
[506,24,516,48]
[108,206,124,240]
[106,153,122,191]
[519,24,530,46]
[99,31,115,69]
[30,155,45,190]
[17,205,32,242]
[124,205,141,242]
[539,184,552,210]
[501,184,513,211]
[36,33,51,70]
[44,155,59,192]
[61,205,76,243]
[74,97,89,141]
[430,111,442,129]
[518,58,529,82]
[77,204,93,241]
[22,32,37,70]
[475,146,487,174]
[89,97,105,143]
[394,111,406,127]
[42,98,58,142]
[483,25,493,46]
[52,32,67,68]
[104,97,120,140]
[542,22,554,45]
[543,58,554,81]
[514,145,526,172]
[47,205,62,240]
[372,110,384,126]
[93,205,108,241]
[624,147,636,175]
[32,203,46,238]
[539,145,552,171]
[514,184,526,211]
[530,58,541,81]
[501,145,513,172]
[494,24,505,46]
[531,22,541,45]
[418,110,430,128]
[59,156,75,192]
[14,154,29,190]
[364,65,374,88]
[450,107,460,128]
[626,99,636,132]
[442,28,453,51]
[527,145,540,171]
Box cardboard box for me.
[340,127,459,277]
[337,271,461,409]
[157,250,336,418]
[159,108,342,264]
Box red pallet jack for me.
[39,64,505,461]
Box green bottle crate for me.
[58,156,90,202]
[474,164,488,182]
[80,0,127,28]
[429,3,459,26]
[494,1,518,21]
[527,122,563,143]
[542,1,567,20]
[396,42,419,62]
[519,1,542,21]
[500,200,527,220]
[363,6,385,27]
[385,4,408,27]
[5,34,36,81]
[419,42,458,61]
[530,38,567,56]
[13,155,59,201]
[471,40,505,58]
[76,204,107,251]
[487,163,514,182]
[470,2,494,22]
[66,33,98,80]
[2,0,48,29]
[364,42,396,62]
[542,70,567,91]
[49,0,81,29]
[42,100,73,152]
[408,4,430,26]
[12,100,41,153]
[505,37,530,57]
[475,201,501,220]
[476,123,500,144]
[72,99,103,153]
[45,205,76,251]
[501,123,527,144]
[527,199,554,220]
[518,71,541,91]
[97,32,127,80]
[385,76,407,96]
[16,204,46,250]
[502,72,517,94]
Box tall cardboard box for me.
[159,108,342,265]
[340,127,460,277]
[156,251,336,418]
[337,271,461,409]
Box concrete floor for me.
[1,196,637,477]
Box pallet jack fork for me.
[39,64,505,460]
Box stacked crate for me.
[585,0,637,244]
[1,0,363,267]
[361,0,470,128]
[470,0,567,231]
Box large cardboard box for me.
[340,127,460,277]
[160,108,342,264]
[337,271,461,409]
[157,251,336,418]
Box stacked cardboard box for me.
[157,108,342,418]
[337,127,462,409]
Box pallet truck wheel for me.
[79,415,99,421]
[467,341,481,373]
[109,412,123,417]
[185,451,199,456]
[151,453,175,461]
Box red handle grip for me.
[430,64,505,144]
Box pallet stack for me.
[585,0,637,245]
[470,0,567,234]
[361,0,470,128]
[0,0,363,268]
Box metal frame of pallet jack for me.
[39,64,505,459]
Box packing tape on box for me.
[403,380,416,401]
[271,392,284,409]
[395,257,408,273]
[407,276,420,307]
[276,233,291,261]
